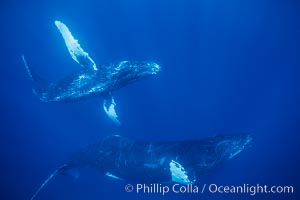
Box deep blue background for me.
[0,0,299,199]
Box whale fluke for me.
[30,164,69,200]
[22,55,46,84]
[21,55,50,102]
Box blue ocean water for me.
[1,0,299,199]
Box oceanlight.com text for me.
[207,183,294,195]
[124,183,294,196]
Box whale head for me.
[110,61,160,87]
[214,134,253,160]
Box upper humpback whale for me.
[22,21,160,125]
[30,134,252,200]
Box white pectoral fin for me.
[54,20,97,71]
[103,95,121,126]
[105,172,122,180]
[169,160,195,184]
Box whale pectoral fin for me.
[54,20,97,71]
[103,95,121,126]
[105,172,122,180]
[169,160,196,184]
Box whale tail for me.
[30,164,67,200]
[21,55,50,102]
[30,164,79,200]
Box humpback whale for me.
[22,21,160,125]
[30,134,252,200]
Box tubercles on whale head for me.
[135,62,160,77]
[214,134,253,160]
[148,62,160,75]
[113,61,160,85]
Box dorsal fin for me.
[54,20,97,71]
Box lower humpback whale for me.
[30,134,252,200]
[22,21,160,125]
